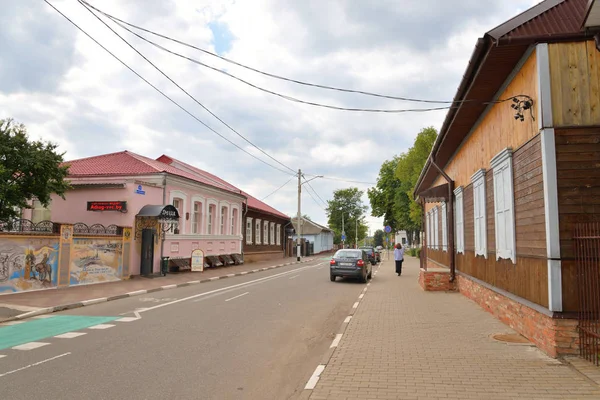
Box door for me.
[141,228,155,276]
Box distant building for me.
[291,217,334,254]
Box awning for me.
[136,205,180,220]
[415,183,449,203]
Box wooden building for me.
[414,0,600,359]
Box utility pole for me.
[297,169,301,261]
[355,215,358,249]
[341,212,345,249]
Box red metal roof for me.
[156,155,290,219]
[415,0,594,196]
[64,151,242,196]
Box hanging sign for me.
[191,249,205,272]
[87,201,127,212]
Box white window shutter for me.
[441,203,448,251]
[491,148,516,264]
[471,170,486,257]
[454,187,464,254]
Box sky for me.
[0,0,541,233]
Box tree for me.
[368,157,402,232]
[326,187,369,246]
[373,229,384,247]
[302,214,312,221]
[0,119,70,223]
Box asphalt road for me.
[0,258,369,400]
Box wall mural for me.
[0,237,59,293]
[70,238,123,285]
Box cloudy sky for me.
[1,0,540,233]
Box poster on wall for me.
[70,238,123,286]
[191,249,205,272]
[0,237,59,293]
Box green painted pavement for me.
[0,315,117,350]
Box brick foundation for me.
[419,268,456,291]
[457,273,579,358]
[243,251,285,263]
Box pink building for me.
[24,151,248,275]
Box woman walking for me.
[394,243,404,276]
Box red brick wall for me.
[419,268,456,292]
[457,274,578,357]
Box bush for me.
[409,248,417,257]
[416,248,421,258]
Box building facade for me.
[414,0,600,359]
[291,217,335,254]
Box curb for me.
[2,258,316,323]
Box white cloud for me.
[0,0,539,232]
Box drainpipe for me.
[420,198,426,271]
[159,173,167,269]
[282,221,292,258]
[429,157,456,282]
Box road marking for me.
[0,355,5,359]
[0,321,25,326]
[352,302,359,309]
[240,272,248,275]
[140,262,323,313]
[305,364,326,390]
[367,283,371,287]
[344,316,352,323]
[359,294,364,299]
[288,275,299,280]
[0,352,70,378]
[330,334,342,348]
[226,273,235,278]
[12,342,49,351]
[209,277,220,281]
[31,315,52,319]
[54,332,87,339]
[316,267,323,270]
[161,284,177,290]
[81,298,107,306]
[252,269,259,272]
[225,292,249,302]
[187,280,200,284]
[88,324,115,330]
[116,317,139,322]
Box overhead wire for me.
[75,0,297,176]
[260,177,294,201]
[302,176,328,208]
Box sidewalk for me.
[0,255,325,322]
[307,257,600,400]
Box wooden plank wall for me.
[433,50,539,188]
[549,40,600,127]
[555,127,600,312]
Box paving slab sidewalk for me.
[0,255,325,322]
[307,256,600,400]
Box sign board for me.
[341,234,346,241]
[159,205,179,220]
[87,201,127,212]
[384,225,392,233]
[135,184,146,195]
[191,249,205,272]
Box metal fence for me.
[0,219,121,236]
[574,222,600,366]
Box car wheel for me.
[361,270,368,283]
[330,274,336,282]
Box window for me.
[255,219,262,244]
[270,222,275,245]
[276,224,281,245]
[263,221,269,245]
[426,211,431,248]
[471,169,487,257]
[208,204,216,234]
[192,202,202,234]
[220,206,228,235]
[231,208,238,235]
[173,198,183,234]
[491,148,516,263]
[441,203,448,252]
[454,187,464,254]
[246,217,253,244]
[31,199,51,223]
[432,206,439,249]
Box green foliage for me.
[0,119,70,223]
[373,229,384,247]
[326,187,369,245]
[302,214,312,221]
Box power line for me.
[78,2,461,105]
[302,176,328,207]
[304,186,326,211]
[261,177,294,201]
[43,0,293,176]
[304,175,376,185]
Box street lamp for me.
[296,171,323,261]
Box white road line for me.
[367,283,371,287]
[161,284,177,290]
[304,364,326,390]
[252,269,260,273]
[352,302,359,309]
[330,334,343,348]
[209,277,220,281]
[344,316,352,323]
[54,332,87,339]
[0,321,26,326]
[31,315,52,319]
[0,355,6,359]
[359,294,364,299]
[0,352,71,378]
[140,263,323,313]
[240,272,248,275]
[116,317,139,322]
[226,274,235,277]
[363,287,367,292]
[225,292,249,302]
[288,275,299,280]
[12,342,50,351]
[88,324,115,330]
[187,280,200,284]
[81,298,107,306]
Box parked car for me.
[329,249,372,283]
[359,246,377,265]
[374,249,381,263]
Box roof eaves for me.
[488,0,566,39]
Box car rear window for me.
[360,248,374,254]
[335,250,362,258]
